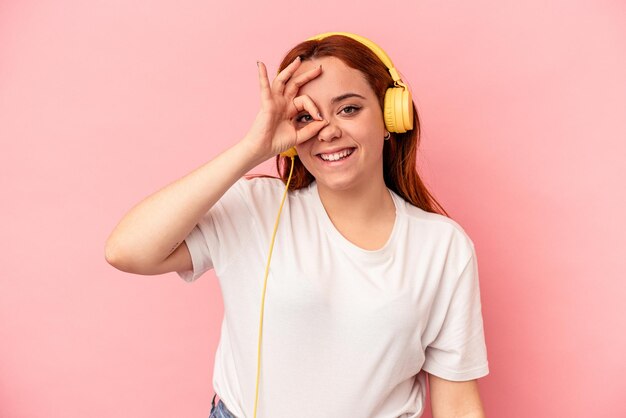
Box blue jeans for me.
[209,392,237,418]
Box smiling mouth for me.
[317,147,356,162]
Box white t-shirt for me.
[177,176,489,418]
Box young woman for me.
[106,33,490,418]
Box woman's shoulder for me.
[396,195,475,252]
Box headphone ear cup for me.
[384,87,414,134]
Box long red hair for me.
[247,34,450,218]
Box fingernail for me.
[317,112,323,120]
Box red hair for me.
[247,34,450,218]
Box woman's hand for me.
[241,56,329,161]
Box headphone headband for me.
[305,32,405,85]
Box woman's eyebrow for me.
[330,93,367,104]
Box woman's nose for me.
[316,120,340,142]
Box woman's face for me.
[292,56,387,193]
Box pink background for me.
[2,0,625,417]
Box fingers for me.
[296,119,329,144]
[260,56,323,112]
[257,61,271,102]
[292,95,324,121]
[272,56,302,95]
[283,64,322,99]
[292,95,328,144]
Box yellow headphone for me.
[279,31,414,158]
[251,32,413,418]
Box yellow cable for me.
[253,155,295,418]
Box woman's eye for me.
[295,114,313,123]
[341,105,360,114]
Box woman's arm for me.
[429,373,486,418]
[105,58,328,275]
[104,140,265,274]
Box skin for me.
[429,374,486,417]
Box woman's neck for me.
[316,179,395,224]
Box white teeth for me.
[319,148,354,161]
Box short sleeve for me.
[176,178,253,283]
[422,245,490,381]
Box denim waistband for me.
[210,392,237,418]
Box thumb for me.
[296,119,329,143]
